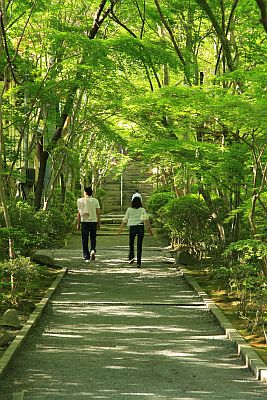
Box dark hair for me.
[84,187,93,196]
[131,196,142,209]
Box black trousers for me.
[129,224,144,266]
[81,222,97,260]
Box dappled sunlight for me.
[65,265,180,276]
[104,365,136,369]
[2,242,266,400]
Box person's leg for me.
[89,222,97,254]
[129,226,136,261]
[81,222,90,260]
[136,225,145,267]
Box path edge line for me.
[0,267,68,380]
[179,266,267,383]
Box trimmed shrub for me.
[0,200,71,258]
[162,194,212,256]
[147,191,175,216]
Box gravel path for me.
[0,234,266,399]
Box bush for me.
[0,227,32,260]
[214,240,267,340]
[162,194,212,256]
[49,188,77,225]
[0,256,41,301]
[0,200,71,258]
[147,191,175,216]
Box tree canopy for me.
[0,0,267,243]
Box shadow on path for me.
[1,234,266,399]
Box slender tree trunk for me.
[60,172,66,211]
[154,0,192,85]
[34,0,114,209]
[256,0,267,33]
[195,0,235,71]
[0,4,15,258]
[199,185,226,242]
[43,155,66,211]
[34,143,49,209]
[0,92,15,258]
[230,183,241,241]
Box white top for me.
[77,197,100,222]
[122,207,148,227]
[131,192,142,201]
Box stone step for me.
[102,160,154,214]
[103,185,152,193]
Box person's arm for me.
[77,212,81,229]
[145,219,153,236]
[96,207,101,229]
[118,209,129,234]
[118,221,125,235]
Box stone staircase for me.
[102,160,154,215]
[98,214,125,236]
[99,160,154,235]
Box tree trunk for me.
[195,0,235,71]
[153,0,192,85]
[34,0,114,209]
[0,4,15,259]
[60,172,66,211]
[256,0,267,33]
[34,144,49,209]
[199,185,226,242]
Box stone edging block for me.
[179,266,267,383]
[0,267,68,379]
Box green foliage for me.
[163,194,210,233]
[0,227,27,261]
[0,200,71,258]
[214,240,267,338]
[49,189,77,225]
[147,191,175,216]
[160,194,212,256]
[242,192,267,241]
[223,239,267,268]
[0,257,40,301]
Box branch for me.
[89,0,119,39]
[12,3,36,64]
[256,0,267,33]
[153,0,192,85]
[215,0,239,75]
[195,0,234,71]
[134,0,146,39]
[0,10,19,84]
[109,8,161,89]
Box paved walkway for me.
[0,234,266,399]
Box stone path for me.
[0,234,266,399]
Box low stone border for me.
[179,266,267,383]
[0,267,68,379]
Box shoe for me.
[137,265,141,268]
[128,258,134,264]
[85,259,90,263]
[90,250,96,260]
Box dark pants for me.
[129,225,144,266]
[81,222,97,260]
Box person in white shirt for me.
[118,197,153,268]
[77,187,100,262]
[131,189,142,202]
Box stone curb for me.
[0,267,68,380]
[179,266,267,383]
